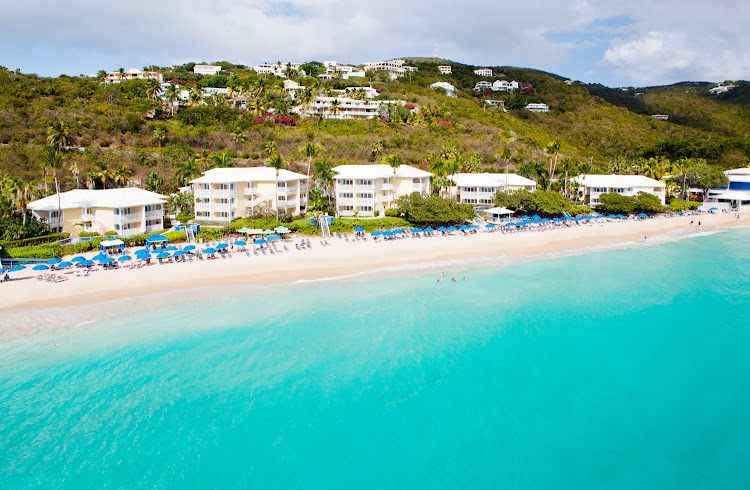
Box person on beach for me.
[451,277,456,282]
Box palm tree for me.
[250,98,267,119]
[175,158,202,186]
[382,154,405,206]
[70,160,80,189]
[144,170,163,192]
[328,98,341,118]
[195,149,211,170]
[265,153,288,220]
[370,141,384,160]
[210,151,234,169]
[189,86,203,107]
[118,68,125,83]
[313,158,335,208]
[230,130,246,144]
[298,142,324,215]
[518,161,549,190]
[545,141,561,191]
[114,164,132,187]
[39,146,65,226]
[164,83,179,116]
[152,127,167,147]
[260,140,276,155]
[9,177,32,225]
[146,79,161,100]
[297,87,315,116]
[93,161,114,189]
[47,121,72,149]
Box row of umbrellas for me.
[237,226,291,235]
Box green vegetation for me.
[395,194,476,226]
[598,192,664,215]
[494,189,589,217]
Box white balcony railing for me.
[194,188,210,197]
[243,187,259,196]
[145,225,161,233]
[118,228,142,237]
[212,203,237,212]
[145,209,163,218]
[212,188,235,196]
[381,183,395,191]
[336,184,375,193]
[46,216,63,225]
[195,203,211,212]
[114,213,142,222]
[81,213,95,222]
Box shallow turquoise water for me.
[2,228,750,488]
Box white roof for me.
[482,206,514,215]
[725,168,750,176]
[454,173,537,188]
[712,191,750,200]
[29,188,167,212]
[191,167,308,184]
[430,82,456,91]
[333,164,433,180]
[571,174,666,188]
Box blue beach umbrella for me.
[459,225,469,230]
[9,265,26,272]
[382,231,393,237]
[637,213,647,217]
[262,229,274,235]
[216,243,229,250]
[469,225,479,229]
[80,260,94,266]
[203,247,216,254]
[393,229,404,234]
[99,257,115,264]
[532,215,541,220]
[118,255,132,262]
[173,250,187,257]
[155,251,171,259]
[616,214,624,218]
[33,264,50,271]
[446,226,457,231]
[183,245,196,251]
[47,258,62,265]
[371,231,382,236]
[353,227,365,232]
[437,226,447,231]
[267,235,281,241]
[423,227,434,233]
[92,253,107,260]
[0,268,7,274]
[505,222,515,226]
[234,240,247,246]
[486,223,496,228]
[57,261,73,268]
[253,239,266,245]
[71,256,86,263]
[166,246,178,251]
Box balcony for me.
[212,202,238,212]
[212,188,236,196]
[114,213,142,223]
[145,209,163,218]
[145,225,162,233]
[81,213,95,222]
[299,183,308,192]
[381,183,395,191]
[46,216,63,225]
[118,227,142,237]
[195,203,211,212]
[194,188,210,197]
[243,187,259,196]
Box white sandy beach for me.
[2,213,748,316]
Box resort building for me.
[343,86,379,99]
[438,65,452,74]
[451,173,537,207]
[103,69,163,84]
[333,164,433,217]
[28,188,167,237]
[193,65,222,75]
[571,174,667,206]
[708,84,735,95]
[283,80,306,98]
[295,96,409,119]
[190,167,309,222]
[525,103,549,112]
[705,168,750,210]
[473,81,493,91]
[252,62,303,78]
[363,60,418,79]
[492,80,519,92]
[474,68,493,77]
[430,82,457,98]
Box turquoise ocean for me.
[2,227,750,488]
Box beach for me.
[2,213,747,316]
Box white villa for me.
[333,164,433,217]
[283,80,306,98]
[295,96,409,119]
[492,80,519,92]
[190,167,309,222]
[430,82,457,98]
[103,69,163,85]
[525,103,549,112]
[473,81,493,91]
[571,175,666,206]
[451,173,537,206]
[438,65,452,74]
[252,62,304,78]
[344,86,378,99]
[28,188,167,237]
[363,59,418,79]
[193,65,222,75]
[474,68,493,77]
[705,168,750,210]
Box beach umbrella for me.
[118,255,132,262]
[237,227,250,233]
[393,229,404,234]
[56,261,73,268]
[262,229,274,235]
[616,214,625,218]
[136,250,151,258]
[459,225,469,230]
[172,250,187,257]
[33,264,50,271]
[383,231,394,236]
[505,222,515,226]
[47,258,62,265]
[469,225,479,229]
[532,214,541,219]
[9,265,26,272]
[446,226,457,231]
[353,227,365,232]
[0,268,8,274]
[99,257,115,264]
[155,251,171,259]
[234,240,247,246]
[411,228,423,233]
[146,234,168,243]
[80,260,94,266]
[92,253,107,260]
[486,223,496,228]
[166,246,178,251]
[275,227,291,235]
[216,243,229,250]
[637,213,647,217]
[437,226,447,231]
[424,227,434,233]
[71,256,86,263]
[203,247,216,254]
[253,239,266,245]
[371,231,382,236]
[183,244,196,251]
[267,235,281,241]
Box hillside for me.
[0,59,748,199]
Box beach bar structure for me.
[332,164,432,217]
[28,188,168,237]
[190,167,309,222]
[705,168,750,210]
[479,207,515,221]
[451,173,537,206]
[571,174,666,206]
[100,238,125,255]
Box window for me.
[464,187,477,192]
[51,210,60,218]
[277,182,287,188]
[360,206,373,212]
[383,178,389,184]
[115,224,120,230]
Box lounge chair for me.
[283,245,289,252]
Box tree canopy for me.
[395,193,475,226]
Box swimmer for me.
[441,272,445,277]
[451,277,456,282]
[50,343,58,348]
[463,277,466,281]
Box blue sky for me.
[1,1,747,87]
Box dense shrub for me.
[5,243,62,259]
[494,189,583,217]
[0,231,68,248]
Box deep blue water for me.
[2,228,750,489]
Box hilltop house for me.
[525,103,549,112]
[333,164,432,217]
[193,65,222,76]
[103,69,163,84]
[430,82,457,98]
[363,60,418,79]
[294,97,409,119]
[28,188,167,236]
[492,80,519,92]
[438,65,452,74]
[474,68,493,77]
[473,81,493,91]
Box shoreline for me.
[2,213,748,323]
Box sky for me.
[1,0,747,87]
